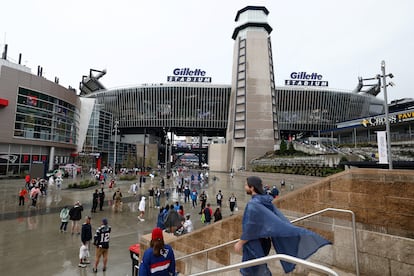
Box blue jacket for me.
[240,194,331,274]
[157,209,167,229]
[139,244,176,276]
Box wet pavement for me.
[0,171,320,275]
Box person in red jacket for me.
[18,187,27,206]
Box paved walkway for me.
[0,171,320,275]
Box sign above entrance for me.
[285,71,328,87]
[167,68,212,83]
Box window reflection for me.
[14,87,79,144]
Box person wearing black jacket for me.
[81,216,92,245]
[213,207,222,222]
[99,188,105,211]
[91,189,99,213]
[69,201,83,235]
[80,216,92,266]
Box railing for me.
[175,207,359,276]
[175,239,237,262]
[188,254,339,276]
[290,208,359,276]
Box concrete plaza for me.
[0,171,320,275]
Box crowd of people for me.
[18,175,57,207]
[18,168,323,275]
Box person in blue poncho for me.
[234,176,331,275]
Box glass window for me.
[14,87,79,144]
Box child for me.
[79,243,90,268]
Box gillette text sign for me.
[167,68,212,83]
[285,72,328,87]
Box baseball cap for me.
[152,227,163,240]
[102,218,108,225]
[247,176,265,195]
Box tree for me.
[280,140,288,154]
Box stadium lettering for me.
[285,80,328,87]
[398,112,414,122]
[173,68,206,76]
[167,76,211,83]
[290,72,323,80]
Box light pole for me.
[142,129,147,171]
[113,119,119,175]
[165,135,169,178]
[380,60,394,169]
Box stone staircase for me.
[139,169,414,275]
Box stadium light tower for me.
[113,119,120,175]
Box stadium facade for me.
[1,5,411,176]
[86,83,231,138]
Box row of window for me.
[275,88,384,132]
[0,154,71,176]
[91,85,231,129]
[14,87,79,144]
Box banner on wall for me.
[377,131,388,164]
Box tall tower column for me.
[227,6,279,171]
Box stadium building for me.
[1,5,412,176]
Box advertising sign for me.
[285,71,328,87]
[167,68,211,83]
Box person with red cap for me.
[139,227,177,276]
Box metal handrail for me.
[176,207,359,276]
[175,239,237,261]
[290,208,359,276]
[188,254,339,276]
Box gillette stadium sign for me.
[285,72,328,87]
[167,68,212,83]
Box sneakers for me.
[82,259,91,264]
[78,263,87,268]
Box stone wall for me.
[276,168,414,275]
[276,169,414,238]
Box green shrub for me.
[67,179,98,189]
[119,175,137,181]
[251,164,343,177]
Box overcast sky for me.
[1,0,413,102]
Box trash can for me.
[129,243,140,276]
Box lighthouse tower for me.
[226,6,279,171]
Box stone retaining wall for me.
[140,169,414,275]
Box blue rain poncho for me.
[240,194,331,274]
